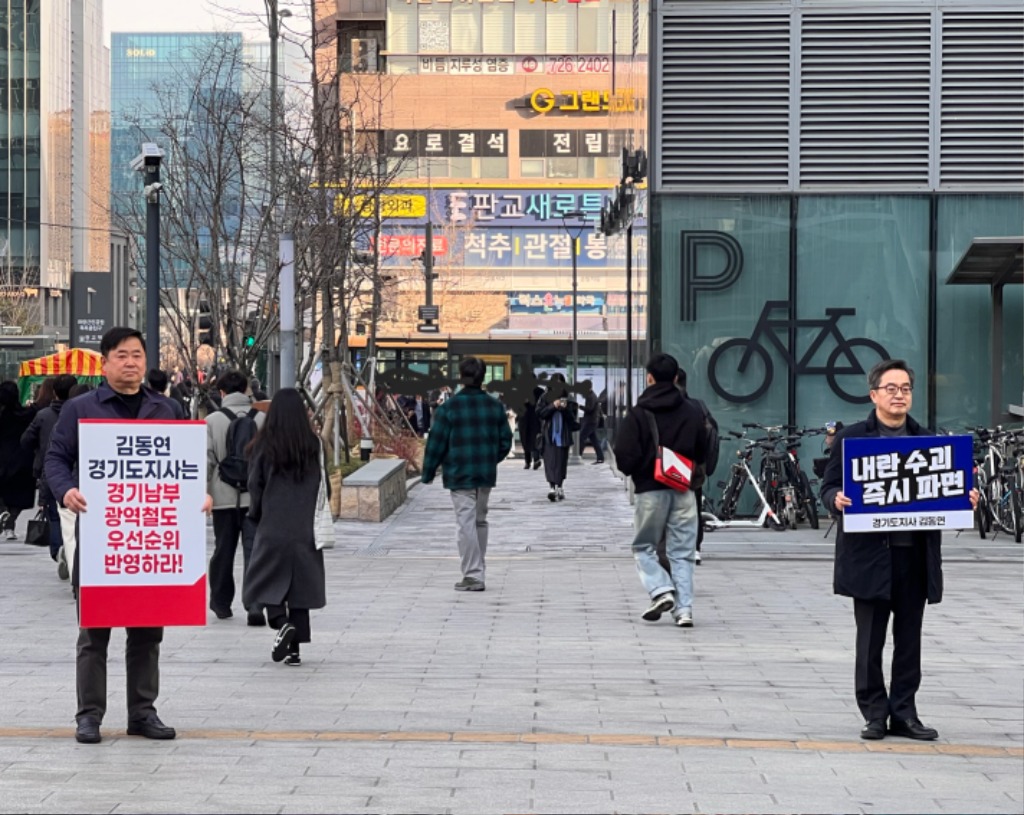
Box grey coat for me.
[242,451,326,610]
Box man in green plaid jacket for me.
[422,357,513,592]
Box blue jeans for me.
[631,489,698,613]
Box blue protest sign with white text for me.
[842,435,974,532]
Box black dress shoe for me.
[211,606,232,620]
[246,609,266,627]
[888,717,938,740]
[127,713,176,740]
[75,716,102,744]
[860,719,886,740]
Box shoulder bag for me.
[314,445,335,550]
[642,409,694,492]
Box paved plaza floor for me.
[0,458,1021,814]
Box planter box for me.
[336,459,408,522]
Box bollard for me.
[360,437,373,462]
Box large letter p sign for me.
[680,231,743,322]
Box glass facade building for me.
[1,0,107,337]
[642,1,1023,439]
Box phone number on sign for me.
[547,56,611,74]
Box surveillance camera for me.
[144,182,163,202]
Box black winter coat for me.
[613,381,707,493]
[820,410,944,604]
[0,403,36,511]
[243,450,326,610]
[21,400,65,480]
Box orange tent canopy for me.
[19,348,104,378]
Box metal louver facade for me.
[655,2,1024,192]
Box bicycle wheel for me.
[826,339,889,404]
[719,472,743,520]
[1012,488,1022,544]
[799,471,820,529]
[708,339,774,404]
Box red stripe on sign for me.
[80,576,207,628]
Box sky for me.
[103,0,305,46]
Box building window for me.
[451,3,481,54]
[521,158,545,178]
[515,0,545,54]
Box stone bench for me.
[337,459,408,522]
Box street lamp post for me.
[267,1,292,389]
[561,210,588,464]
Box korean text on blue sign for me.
[841,435,974,532]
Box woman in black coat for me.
[536,374,578,502]
[243,388,325,666]
[0,381,38,540]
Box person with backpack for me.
[206,370,265,625]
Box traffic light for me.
[197,299,213,346]
[243,315,257,349]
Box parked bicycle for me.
[971,426,1023,543]
[705,430,786,532]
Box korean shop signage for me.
[439,188,646,228]
[519,129,624,158]
[526,88,641,115]
[382,129,507,158]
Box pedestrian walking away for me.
[578,383,605,464]
[205,370,266,626]
[0,380,39,541]
[421,356,513,592]
[243,388,326,667]
[44,327,209,745]
[536,373,578,502]
[821,359,979,743]
[20,373,78,572]
[614,354,707,628]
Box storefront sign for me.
[519,129,625,158]
[335,193,427,219]
[842,436,974,532]
[419,56,514,74]
[382,129,508,157]
[509,291,605,314]
[377,227,647,269]
[374,234,449,257]
[527,88,640,115]
[78,421,208,628]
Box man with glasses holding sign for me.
[821,359,978,742]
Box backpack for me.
[217,407,259,492]
[692,398,720,478]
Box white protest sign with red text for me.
[78,420,207,628]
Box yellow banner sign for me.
[528,87,641,115]
[334,194,427,219]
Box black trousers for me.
[266,605,311,645]
[852,545,928,722]
[578,425,604,460]
[209,508,258,613]
[76,626,163,722]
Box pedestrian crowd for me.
[4,327,980,750]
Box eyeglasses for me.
[873,384,913,396]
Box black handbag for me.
[24,509,50,547]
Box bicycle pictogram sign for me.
[708,301,889,404]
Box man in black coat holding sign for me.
[821,359,978,742]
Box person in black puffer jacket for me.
[614,354,706,628]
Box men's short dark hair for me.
[147,369,168,393]
[459,356,486,387]
[868,359,915,390]
[100,327,145,356]
[646,353,679,384]
[217,370,248,396]
[54,374,78,401]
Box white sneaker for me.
[5,530,16,541]
[556,487,565,501]
[695,551,702,565]
[675,610,694,628]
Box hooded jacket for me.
[613,381,707,493]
